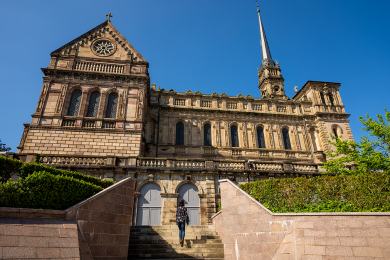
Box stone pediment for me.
[51,20,146,62]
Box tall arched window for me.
[320,92,326,104]
[231,125,239,147]
[176,122,184,145]
[106,93,118,118]
[328,93,335,106]
[257,127,266,148]
[67,90,82,116]
[204,124,212,146]
[332,127,338,138]
[282,128,292,150]
[87,91,100,117]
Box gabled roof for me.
[292,80,341,100]
[51,20,147,62]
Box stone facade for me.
[16,17,354,226]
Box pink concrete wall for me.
[213,179,390,260]
[0,209,79,259]
[0,177,136,260]
[66,177,136,260]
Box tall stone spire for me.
[257,1,275,68]
[256,1,288,100]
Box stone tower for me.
[17,16,149,166]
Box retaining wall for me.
[0,177,136,260]
[213,179,390,260]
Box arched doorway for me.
[137,183,162,225]
[177,184,200,225]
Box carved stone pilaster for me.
[17,124,30,150]
[136,90,144,119]
[118,89,128,120]
[293,125,301,150]
[54,84,68,116]
[34,83,50,115]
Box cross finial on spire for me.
[106,13,113,22]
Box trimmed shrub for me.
[239,172,390,213]
[0,171,103,210]
[0,156,23,183]
[20,163,115,188]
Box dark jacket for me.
[176,206,190,224]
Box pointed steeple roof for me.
[51,20,147,62]
[257,2,275,68]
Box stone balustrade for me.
[292,164,317,172]
[138,158,167,168]
[39,156,319,174]
[40,156,107,166]
[215,162,245,171]
[253,163,283,172]
[75,61,124,74]
[175,160,205,169]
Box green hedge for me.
[0,171,103,210]
[0,156,23,183]
[239,172,390,213]
[20,163,115,188]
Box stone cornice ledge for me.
[213,179,390,218]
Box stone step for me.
[127,253,224,259]
[128,247,224,254]
[128,239,223,245]
[130,233,219,240]
[129,259,224,260]
[131,225,215,231]
[130,231,219,236]
[129,243,224,249]
[128,225,224,259]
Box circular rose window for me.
[93,40,115,56]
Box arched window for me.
[231,125,239,147]
[67,90,82,116]
[204,124,212,146]
[328,93,335,106]
[87,91,100,117]
[282,128,292,150]
[106,93,118,118]
[332,127,338,138]
[320,92,326,104]
[257,127,266,148]
[176,122,184,145]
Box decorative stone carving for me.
[55,84,68,115]
[36,84,49,113]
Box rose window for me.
[93,41,114,56]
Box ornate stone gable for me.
[51,20,146,62]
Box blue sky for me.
[1,0,390,151]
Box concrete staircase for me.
[128,225,224,260]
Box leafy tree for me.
[322,108,390,175]
[0,139,11,152]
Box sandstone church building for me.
[16,10,354,226]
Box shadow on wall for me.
[213,179,390,260]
